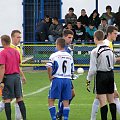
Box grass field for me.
[0,70,120,120]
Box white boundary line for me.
[11,85,49,104]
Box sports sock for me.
[0,101,5,112]
[109,103,116,120]
[5,103,11,120]
[49,106,56,120]
[15,103,22,120]
[100,105,108,120]
[63,107,70,120]
[90,98,99,120]
[18,101,26,120]
[114,97,120,114]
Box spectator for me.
[98,18,108,37]
[36,15,51,42]
[48,17,63,42]
[114,6,120,31]
[74,20,86,42]
[101,5,115,25]
[85,22,97,42]
[89,9,101,28]
[77,9,89,27]
[65,7,77,28]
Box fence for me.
[20,43,120,68]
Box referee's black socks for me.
[100,105,108,120]
[109,103,116,120]
[5,103,11,120]
[18,101,26,120]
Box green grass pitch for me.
[0,70,120,120]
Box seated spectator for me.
[85,22,97,42]
[65,7,77,28]
[89,9,101,28]
[77,9,89,27]
[98,18,108,37]
[48,17,63,42]
[36,15,51,42]
[74,20,86,43]
[101,5,115,25]
[63,22,75,37]
[114,6,120,31]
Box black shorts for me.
[2,74,23,100]
[71,80,74,89]
[96,71,114,94]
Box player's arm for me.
[47,66,53,81]
[86,50,97,92]
[19,68,26,84]
[0,64,5,88]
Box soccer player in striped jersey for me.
[46,38,74,120]
[55,30,75,120]
[87,30,117,120]
[90,26,120,120]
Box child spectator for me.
[89,9,101,28]
[85,22,97,42]
[77,9,89,27]
[65,7,77,28]
[101,5,115,25]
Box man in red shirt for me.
[0,35,26,120]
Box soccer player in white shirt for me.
[90,26,120,120]
[46,38,74,120]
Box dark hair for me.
[106,5,112,11]
[52,17,58,22]
[81,9,85,12]
[11,30,21,37]
[44,15,49,19]
[89,22,95,26]
[94,30,104,41]
[56,38,65,48]
[106,25,118,35]
[1,35,11,45]
[63,29,74,37]
[69,7,74,12]
[101,18,107,21]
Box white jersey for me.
[46,51,74,79]
[104,39,113,50]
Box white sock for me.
[0,101,5,112]
[114,98,120,114]
[15,103,22,120]
[90,98,99,120]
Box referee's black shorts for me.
[96,70,114,94]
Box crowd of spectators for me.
[36,5,120,44]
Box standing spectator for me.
[48,17,63,42]
[46,38,74,120]
[77,9,89,27]
[86,30,116,120]
[36,15,51,42]
[85,22,97,42]
[114,6,120,31]
[65,7,77,28]
[101,5,115,25]
[74,20,86,42]
[98,18,108,37]
[89,9,101,28]
[0,35,26,120]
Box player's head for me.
[106,25,118,41]
[63,29,74,45]
[56,38,65,50]
[94,30,104,44]
[1,35,11,47]
[11,30,21,46]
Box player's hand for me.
[86,80,90,92]
[22,76,26,84]
[0,83,4,89]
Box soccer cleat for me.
[56,112,62,120]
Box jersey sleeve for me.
[46,54,54,68]
[87,49,97,81]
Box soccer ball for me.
[77,67,84,74]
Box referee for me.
[87,30,116,120]
[0,35,26,120]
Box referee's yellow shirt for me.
[10,44,20,53]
